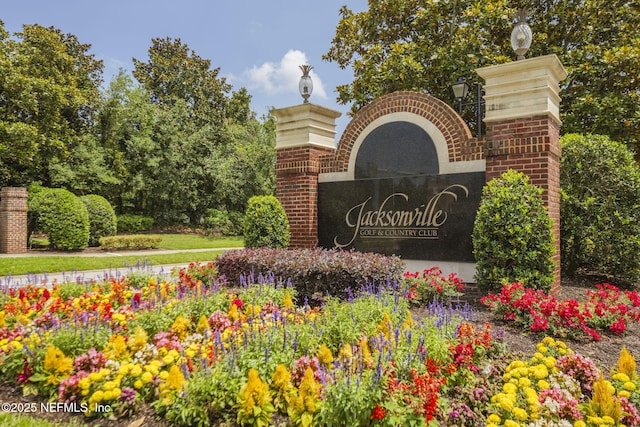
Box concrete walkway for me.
[0,247,240,288]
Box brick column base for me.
[0,187,28,254]
[485,116,561,295]
[276,145,335,248]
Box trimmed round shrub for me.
[472,169,555,293]
[116,214,154,233]
[81,194,117,246]
[28,188,90,250]
[243,195,290,248]
[561,133,640,285]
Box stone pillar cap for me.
[273,103,341,150]
[477,54,568,124]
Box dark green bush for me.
[81,194,117,246]
[28,188,90,250]
[243,195,290,248]
[244,196,291,248]
[202,208,243,235]
[215,248,405,303]
[98,235,162,250]
[116,214,154,233]
[560,134,640,285]
[472,169,555,293]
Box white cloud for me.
[244,50,327,100]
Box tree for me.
[324,0,640,150]
[132,37,231,129]
[0,22,103,186]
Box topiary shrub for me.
[472,170,555,294]
[560,134,640,285]
[116,214,154,233]
[243,195,290,248]
[28,188,90,250]
[81,195,117,246]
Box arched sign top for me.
[355,121,439,179]
[325,91,481,178]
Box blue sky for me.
[2,0,368,136]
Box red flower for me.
[370,404,386,420]
[232,298,244,308]
[610,318,626,334]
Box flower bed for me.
[0,263,639,426]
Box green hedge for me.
[99,235,162,250]
[560,134,640,285]
[81,195,117,246]
[116,214,154,233]
[28,188,90,250]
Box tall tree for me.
[132,37,231,129]
[324,0,640,150]
[0,22,103,186]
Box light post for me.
[450,77,485,138]
[298,65,313,103]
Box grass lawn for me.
[0,234,244,276]
[0,414,84,427]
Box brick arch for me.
[321,91,480,174]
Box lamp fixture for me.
[298,65,314,103]
[450,77,485,138]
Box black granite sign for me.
[318,172,485,261]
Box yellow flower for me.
[377,313,392,340]
[574,421,586,427]
[163,354,175,366]
[503,383,517,394]
[624,381,636,391]
[130,364,142,377]
[90,390,104,403]
[513,407,528,421]
[487,414,501,423]
[133,380,143,389]
[196,315,210,334]
[619,390,631,399]
[171,315,191,340]
[613,373,631,383]
[43,345,73,374]
[165,364,185,392]
[141,372,153,384]
[339,343,353,360]
[127,327,148,352]
[104,335,128,360]
[103,381,116,391]
[283,292,294,310]
[402,310,414,329]
[617,346,637,380]
[317,344,334,368]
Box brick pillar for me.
[0,187,28,254]
[477,55,568,294]
[273,103,341,248]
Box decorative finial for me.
[511,9,533,60]
[298,65,314,103]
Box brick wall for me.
[276,145,335,248]
[0,187,28,254]
[485,116,562,294]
